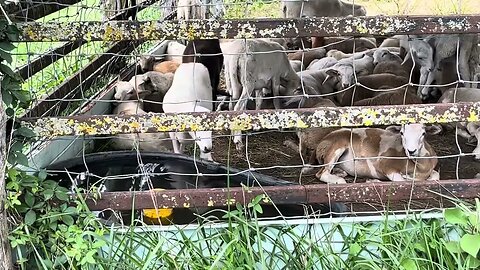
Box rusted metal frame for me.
[3,0,81,21]
[26,40,141,117]
[15,0,161,80]
[20,102,480,138]
[85,179,480,210]
[16,15,480,42]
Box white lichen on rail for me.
[21,102,480,138]
[18,15,480,42]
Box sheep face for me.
[114,81,135,101]
[323,69,343,91]
[190,130,213,161]
[333,64,354,89]
[387,124,441,157]
[373,49,402,65]
[403,39,434,72]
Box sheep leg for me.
[427,170,440,181]
[271,77,282,110]
[458,44,472,87]
[315,148,347,184]
[169,132,182,154]
[386,172,408,181]
[232,84,255,151]
[300,150,318,175]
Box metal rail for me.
[16,15,480,42]
[3,0,81,21]
[21,102,480,137]
[85,179,480,210]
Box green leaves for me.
[445,208,469,226]
[460,234,480,257]
[24,209,36,226]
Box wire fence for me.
[4,0,480,226]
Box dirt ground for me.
[211,128,480,184]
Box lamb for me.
[165,41,187,64]
[281,0,366,18]
[128,71,174,99]
[222,39,301,149]
[162,62,214,161]
[307,57,338,70]
[182,39,225,109]
[338,73,409,106]
[302,123,441,184]
[287,48,327,68]
[327,53,374,92]
[139,56,180,74]
[111,102,173,152]
[438,87,480,159]
[379,35,403,48]
[402,34,478,99]
[177,0,206,20]
[353,88,422,106]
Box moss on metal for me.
[17,15,480,42]
[21,102,480,138]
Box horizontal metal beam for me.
[20,102,480,138]
[16,15,480,42]
[4,0,81,21]
[85,179,480,210]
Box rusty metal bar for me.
[20,102,480,138]
[25,40,140,117]
[3,0,81,21]
[16,15,480,42]
[85,179,480,210]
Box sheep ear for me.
[401,52,411,66]
[426,124,442,135]
[381,51,388,58]
[386,125,402,133]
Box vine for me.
[0,2,107,269]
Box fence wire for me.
[4,0,480,226]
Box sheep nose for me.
[203,147,212,153]
[408,150,416,155]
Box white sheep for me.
[162,62,214,161]
[302,124,441,183]
[223,39,301,150]
[281,0,366,18]
[307,57,338,70]
[165,41,187,64]
[177,0,206,20]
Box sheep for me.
[327,49,356,60]
[353,88,422,106]
[338,73,409,106]
[302,123,441,183]
[177,0,206,20]
[101,0,135,21]
[283,98,340,161]
[162,62,214,161]
[139,56,180,74]
[307,57,338,70]
[379,35,403,48]
[182,39,225,109]
[326,53,374,92]
[128,71,174,99]
[165,41,187,64]
[281,0,366,18]
[313,37,377,53]
[438,87,480,159]
[287,48,327,68]
[289,60,304,73]
[402,34,478,99]
[222,39,301,149]
[372,48,410,78]
[111,102,173,152]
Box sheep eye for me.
[418,57,424,60]
[400,131,403,136]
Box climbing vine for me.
[0,2,107,268]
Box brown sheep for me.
[338,74,409,106]
[353,88,422,106]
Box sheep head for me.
[386,124,441,157]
